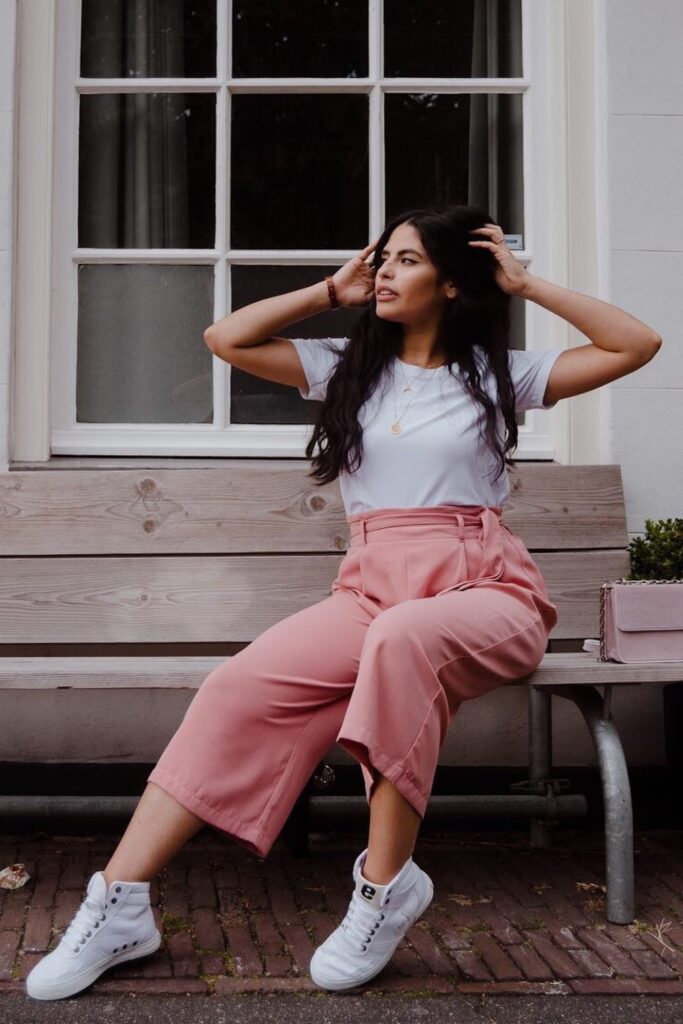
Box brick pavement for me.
[1,828,682,998]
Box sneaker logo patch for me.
[360,883,377,900]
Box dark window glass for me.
[80,0,217,78]
[79,93,215,248]
[232,0,368,78]
[384,0,522,78]
[231,94,368,249]
[385,92,523,238]
[230,265,357,424]
[77,264,214,423]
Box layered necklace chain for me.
[390,357,443,435]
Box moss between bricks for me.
[198,972,219,993]
[160,912,192,936]
[454,923,491,935]
[194,946,240,978]
[159,884,261,980]
[522,918,547,930]
[217,949,238,976]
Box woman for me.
[26,203,662,999]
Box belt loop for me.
[455,513,464,541]
[361,518,367,544]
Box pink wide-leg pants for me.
[147,504,559,859]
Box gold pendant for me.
[390,422,402,434]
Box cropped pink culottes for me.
[147,505,559,859]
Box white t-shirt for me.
[289,336,562,515]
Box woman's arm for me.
[519,275,662,407]
[204,281,332,356]
[521,274,662,358]
[204,240,378,357]
[468,224,662,405]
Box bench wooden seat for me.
[0,657,227,689]
[2,460,682,925]
[3,650,681,690]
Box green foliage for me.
[160,912,192,936]
[626,518,683,580]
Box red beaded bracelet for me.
[325,275,339,309]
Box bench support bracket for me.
[532,683,634,925]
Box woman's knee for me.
[364,602,416,643]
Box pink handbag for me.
[600,579,683,663]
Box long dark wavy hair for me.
[304,203,519,487]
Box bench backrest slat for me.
[0,463,628,554]
[0,463,629,644]
[0,549,630,643]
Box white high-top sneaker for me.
[309,847,434,991]
[25,870,162,1000]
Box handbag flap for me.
[613,583,683,632]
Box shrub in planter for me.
[630,520,683,788]
[626,517,683,581]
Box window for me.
[33,0,562,459]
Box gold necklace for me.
[390,359,442,434]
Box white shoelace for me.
[61,894,106,953]
[340,893,387,951]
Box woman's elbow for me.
[640,334,663,362]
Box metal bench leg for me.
[546,684,634,925]
[528,685,553,848]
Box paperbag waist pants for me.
[147,504,559,859]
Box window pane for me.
[79,93,215,248]
[80,0,217,78]
[76,265,213,423]
[230,265,357,424]
[231,95,368,249]
[385,93,523,238]
[232,0,368,78]
[384,0,522,78]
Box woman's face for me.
[374,221,456,324]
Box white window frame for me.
[12,0,600,464]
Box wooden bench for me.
[1,461,681,925]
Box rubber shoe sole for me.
[26,928,162,1001]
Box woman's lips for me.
[376,290,398,301]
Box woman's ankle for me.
[102,868,151,888]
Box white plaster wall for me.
[604,0,683,538]
[0,0,16,471]
[0,0,17,471]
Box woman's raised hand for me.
[331,240,379,307]
[468,224,533,297]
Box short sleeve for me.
[508,347,562,412]
[288,336,350,401]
